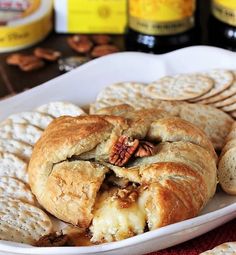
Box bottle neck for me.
[212,0,236,27]
[128,0,196,36]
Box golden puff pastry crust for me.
[28,106,217,243]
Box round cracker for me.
[229,110,236,119]
[220,139,236,159]
[145,74,213,101]
[220,102,236,112]
[0,152,28,183]
[213,93,236,108]
[7,111,54,130]
[200,242,236,254]
[201,74,236,105]
[190,69,234,102]
[96,82,146,101]
[218,148,236,195]
[36,101,86,118]
[0,138,32,162]
[178,102,234,150]
[0,197,52,244]
[0,176,35,204]
[0,123,42,146]
[90,96,181,116]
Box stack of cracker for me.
[0,101,86,245]
[90,71,234,151]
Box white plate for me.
[0,46,236,255]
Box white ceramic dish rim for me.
[0,203,235,254]
[0,45,236,254]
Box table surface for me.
[1,1,236,254]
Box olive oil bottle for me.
[125,0,199,54]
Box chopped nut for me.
[67,35,93,54]
[91,44,119,58]
[34,232,69,247]
[115,188,139,208]
[34,47,61,61]
[92,35,111,45]
[109,135,139,166]
[135,141,156,157]
[6,53,27,65]
[19,55,44,71]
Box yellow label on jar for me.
[67,0,127,34]
[212,0,236,26]
[129,0,195,35]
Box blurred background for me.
[0,0,234,99]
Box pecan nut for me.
[6,53,26,65]
[92,35,111,45]
[34,232,69,247]
[115,188,139,208]
[135,141,156,157]
[109,135,139,166]
[19,55,44,71]
[67,35,93,54]
[34,47,61,61]
[91,44,119,58]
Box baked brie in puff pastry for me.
[28,105,217,243]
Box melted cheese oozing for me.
[90,189,146,243]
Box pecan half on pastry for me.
[115,188,139,208]
[135,141,156,157]
[109,135,139,166]
[34,232,69,247]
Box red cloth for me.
[145,218,236,255]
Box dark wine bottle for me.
[125,0,199,54]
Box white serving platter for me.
[0,46,236,255]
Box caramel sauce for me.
[63,226,93,246]
[68,232,93,246]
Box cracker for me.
[179,102,234,150]
[90,97,181,116]
[0,123,42,146]
[220,139,236,158]
[0,152,28,183]
[36,101,86,118]
[200,74,236,105]
[0,138,32,162]
[229,110,236,119]
[96,82,146,101]
[7,111,54,130]
[200,242,236,254]
[190,69,234,102]
[220,102,236,112]
[0,176,35,204]
[213,93,236,108]
[145,74,213,100]
[0,197,52,244]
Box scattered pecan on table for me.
[91,44,119,58]
[67,35,93,54]
[91,35,111,45]
[34,47,61,61]
[18,55,45,71]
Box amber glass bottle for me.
[125,0,199,53]
[209,0,236,51]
